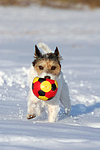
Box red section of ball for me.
[45,88,58,98]
[46,78,55,84]
[32,81,41,97]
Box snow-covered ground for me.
[0,5,100,149]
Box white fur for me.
[27,43,71,122]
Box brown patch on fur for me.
[32,45,62,67]
[34,59,61,76]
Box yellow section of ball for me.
[33,77,39,83]
[40,81,51,92]
[55,80,58,88]
[38,96,48,101]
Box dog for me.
[27,43,71,122]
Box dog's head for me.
[32,45,62,80]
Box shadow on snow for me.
[59,102,100,121]
[71,102,100,116]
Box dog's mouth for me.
[44,76,51,79]
[37,70,58,81]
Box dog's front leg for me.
[48,104,59,122]
[27,100,37,119]
[27,95,43,119]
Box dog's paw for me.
[27,114,36,119]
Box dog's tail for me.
[38,42,53,53]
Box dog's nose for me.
[44,76,51,79]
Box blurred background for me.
[0,0,100,8]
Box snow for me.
[0,5,100,149]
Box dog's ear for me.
[34,45,42,58]
[54,47,62,60]
[54,47,60,57]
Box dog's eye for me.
[51,66,56,70]
[39,66,44,70]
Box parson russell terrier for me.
[27,43,71,122]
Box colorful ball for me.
[32,77,58,101]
